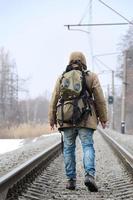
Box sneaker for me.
[66,178,76,190]
[84,174,98,192]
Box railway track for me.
[0,129,133,200]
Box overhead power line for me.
[64,22,129,28]
[94,52,120,57]
[78,2,90,24]
[98,0,133,25]
[94,56,113,71]
[66,27,90,34]
[65,0,133,29]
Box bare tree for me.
[18,95,49,124]
[0,48,19,127]
[0,47,49,127]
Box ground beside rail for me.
[0,132,60,177]
[105,128,133,155]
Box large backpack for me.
[56,64,92,126]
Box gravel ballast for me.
[0,128,132,179]
[105,128,133,155]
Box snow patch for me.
[0,139,24,154]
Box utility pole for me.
[88,0,94,71]
[112,70,115,129]
[107,84,111,126]
[121,50,127,133]
[107,71,114,129]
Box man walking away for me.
[49,52,107,192]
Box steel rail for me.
[0,141,61,200]
[98,128,133,174]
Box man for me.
[49,52,107,192]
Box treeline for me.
[0,48,49,128]
[17,96,49,124]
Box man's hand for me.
[50,119,57,130]
[101,121,107,129]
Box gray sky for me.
[0,0,133,98]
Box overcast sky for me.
[0,0,133,98]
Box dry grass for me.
[0,123,58,139]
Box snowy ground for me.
[0,139,24,154]
[0,132,60,177]
[0,133,60,154]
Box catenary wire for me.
[98,0,133,25]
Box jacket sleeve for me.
[91,73,107,122]
[48,77,60,124]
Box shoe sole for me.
[84,181,98,192]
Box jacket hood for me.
[69,51,87,70]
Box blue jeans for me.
[63,128,95,179]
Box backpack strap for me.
[84,71,92,98]
[81,71,92,116]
